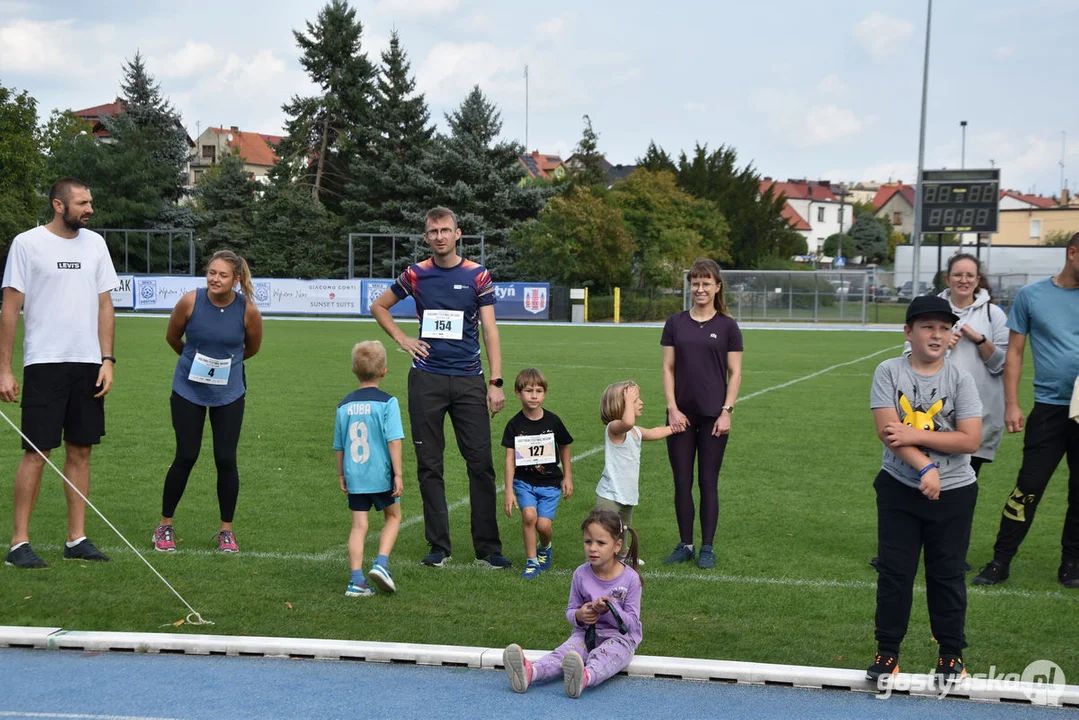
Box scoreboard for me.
[919,168,1000,233]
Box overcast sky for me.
[3,0,1077,196]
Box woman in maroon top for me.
[660,258,743,569]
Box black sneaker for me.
[63,538,110,562]
[972,559,1008,585]
[479,552,512,569]
[1059,560,1079,589]
[421,550,450,567]
[866,652,899,681]
[4,543,49,569]
[935,654,967,686]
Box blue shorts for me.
[348,491,398,512]
[513,479,562,520]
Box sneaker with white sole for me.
[421,550,449,567]
[217,530,239,553]
[63,538,110,562]
[152,524,176,553]
[5,543,48,569]
[479,552,512,569]
[368,564,396,593]
[562,650,590,699]
[345,581,375,597]
[503,643,533,693]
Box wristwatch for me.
[974,335,988,346]
[721,405,734,415]
[489,377,504,388]
[101,355,117,364]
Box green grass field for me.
[0,316,1074,680]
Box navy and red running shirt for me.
[391,257,496,376]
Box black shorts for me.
[21,363,105,451]
[348,491,398,512]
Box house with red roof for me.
[760,178,850,255]
[871,183,916,235]
[73,98,196,147]
[998,190,1058,210]
[191,126,283,185]
[519,151,566,181]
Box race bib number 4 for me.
[421,309,464,340]
[188,352,232,386]
[514,432,556,467]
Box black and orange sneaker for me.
[866,652,899,681]
[936,654,967,686]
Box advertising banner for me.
[133,276,207,310]
[132,277,550,320]
[111,275,134,309]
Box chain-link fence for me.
[99,229,195,275]
[347,234,486,279]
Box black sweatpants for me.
[990,402,1079,564]
[666,414,729,547]
[161,392,245,523]
[874,470,977,657]
[407,368,501,559]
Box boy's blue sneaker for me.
[368,564,396,593]
[537,544,552,570]
[663,542,695,564]
[345,581,375,598]
[421,551,449,567]
[520,560,541,580]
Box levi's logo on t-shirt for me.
[56,262,81,270]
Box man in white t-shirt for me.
[1,177,120,569]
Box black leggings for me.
[161,392,245,523]
[667,414,730,547]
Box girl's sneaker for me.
[152,524,176,553]
[562,650,590,699]
[503,643,533,693]
[217,530,239,553]
[345,581,375,597]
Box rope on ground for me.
[0,407,214,626]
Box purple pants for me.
[666,414,729,546]
[530,632,636,687]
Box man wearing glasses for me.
[371,207,510,569]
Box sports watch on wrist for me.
[721,405,734,415]
[489,377,504,388]
[101,355,117,364]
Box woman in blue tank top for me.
[152,250,263,554]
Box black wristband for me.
[101,355,117,364]
[974,335,988,346]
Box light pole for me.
[960,120,967,169]
[911,0,933,299]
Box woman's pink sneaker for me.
[152,525,176,553]
[217,530,239,553]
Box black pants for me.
[666,414,729,547]
[991,402,1079,564]
[161,392,245,523]
[407,369,501,558]
[874,471,977,657]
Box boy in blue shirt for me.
[333,341,404,597]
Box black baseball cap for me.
[905,295,959,325]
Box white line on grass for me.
[11,543,1069,602]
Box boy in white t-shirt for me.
[0,177,120,570]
